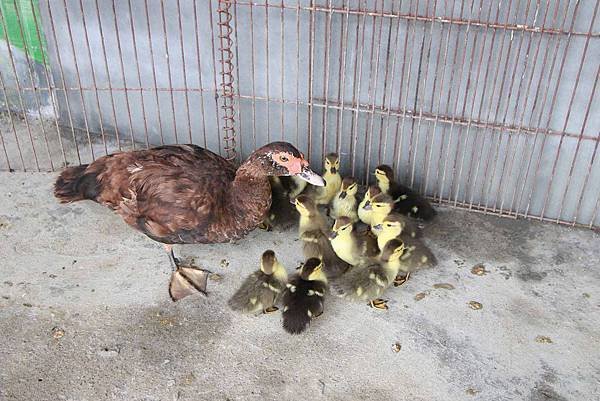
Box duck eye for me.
[280,155,289,162]
[386,223,392,227]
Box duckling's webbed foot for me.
[258,219,273,231]
[369,299,389,310]
[393,271,411,287]
[164,244,211,302]
[263,306,279,314]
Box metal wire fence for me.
[0,0,598,228]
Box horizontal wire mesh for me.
[0,0,598,229]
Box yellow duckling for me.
[282,258,328,334]
[330,177,359,222]
[295,195,350,278]
[374,165,436,221]
[331,239,406,310]
[305,153,342,205]
[328,216,378,266]
[369,193,395,236]
[228,250,288,314]
[374,213,436,286]
[358,185,382,225]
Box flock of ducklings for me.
[228,153,437,334]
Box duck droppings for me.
[471,264,488,276]
[220,259,229,268]
[414,292,428,301]
[209,273,223,281]
[51,327,65,340]
[433,283,455,290]
[392,342,402,353]
[468,301,483,310]
[535,335,553,344]
[466,388,479,396]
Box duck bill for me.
[328,231,338,240]
[373,224,383,230]
[363,201,372,210]
[296,167,325,186]
[339,191,347,200]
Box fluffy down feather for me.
[281,276,327,334]
[228,271,287,314]
[331,262,396,302]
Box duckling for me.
[328,216,378,266]
[304,153,342,205]
[282,258,328,334]
[278,175,308,199]
[228,250,288,314]
[374,213,436,286]
[373,213,420,243]
[295,195,350,278]
[330,177,359,222]
[374,164,436,221]
[358,185,382,226]
[260,177,297,231]
[369,193,395,236]
[331,239,406,310]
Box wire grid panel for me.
[230,0,600,227]
[0,0,226,171]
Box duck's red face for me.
[252,142,324,186]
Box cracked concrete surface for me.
[0,172,599,401]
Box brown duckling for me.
[55,141,323,301]
[260,177,297,231]
[331,239,406,310]
[358,185,382,226]
[282,258,328,334]
[374,165,436,221]
[228,250,288,314]
[295,195,350,278]
[328,216,378,266]
[304,153,342,205]
[330,177,359,223]
[278,175,308,199]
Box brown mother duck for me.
[54,142,323,301]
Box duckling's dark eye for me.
[280,155,289,162]
[386,223,392,227]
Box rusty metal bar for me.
[208,0,224,156]
[234,1,600,37]
[217,0,237,161]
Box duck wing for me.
[90,145,236,243]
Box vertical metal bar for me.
[217,0,237,161]
[423,0,458,196]
[279,0,284,142]
[522,0,584,220]
[295,2,300,147]
[560,67,599,224]
[111,0,136,149]
[126,0,150,149]
[350,0,367,178]
[432,0,469,201]
[28,0,66,167]
[393,0,419,179]
[0,126,10,171]
[538,2,598,221]
[379,0,403,165]
[78,0,108,155]
[496,1,547,215]
[0,5,40,171]
[321,0,333,155]
[482,0,535,213]
[232,0,242,153]
[307,0,316,161]
[409,0,437,188]
[159,0,179,144]
[364,0,386,184]
[265,0,271,142]
[175,0,193,143]
[11,0,53,170]
[334,0,350,156]
[143,0,165,146]
[45,1,81,164]
[249,1,258,149]
[0,71,26,170]
[469,0,518,207]
[208,0,223,155]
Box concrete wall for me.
[7,0,599,226]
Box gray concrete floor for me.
[0,172,599,401]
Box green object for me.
[0,0,47,64]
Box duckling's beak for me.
[363,201,372,210]
[331,166,337,174]
[328,231,338,240]
[339,191,347,200]
[296,166,325,186]
[373,224,383,230]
